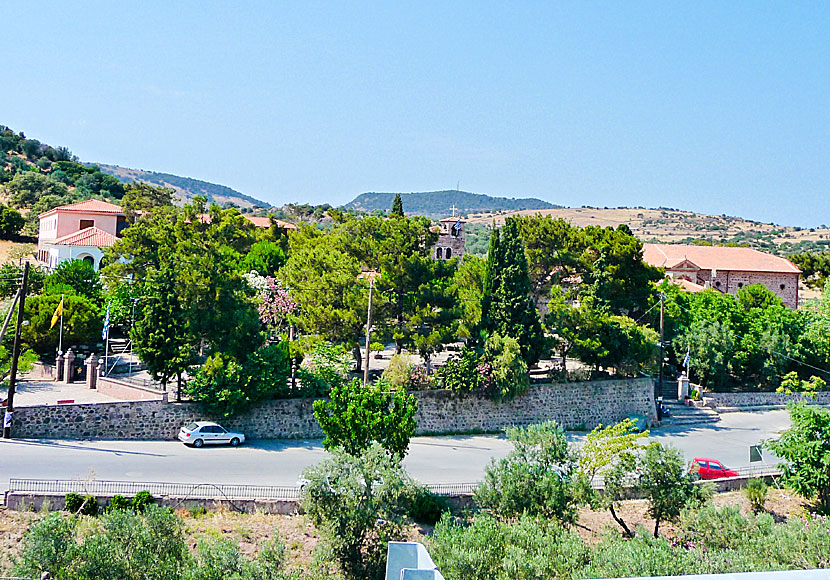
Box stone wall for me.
[96,377,166,402]
[11,378,655,441]
[704,391,830,408]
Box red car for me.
[689,457,739,480]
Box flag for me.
[50,297,63,329]
[682,348,691,369]
[102,303,110,340]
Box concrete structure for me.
[386,543,445,580]
[37,199,126,270]
[432,216,466,261]
[643,243,801,308]
[10,377,656,440]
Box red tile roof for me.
[643,244,801,274]
[52,227,119,247]
[40,199,124,218]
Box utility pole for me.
[3,262,29,439]
[364,276,375,387]
[657,291,665,421]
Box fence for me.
[6,479,480,501]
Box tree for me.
[576,419,649,537]
[132,266,194,392]
[476,421,579,523]
[767,403,830,513]
[301,444,420,580]
[0,204,24,238]
[451,255,486,340]
[480,332,529,399]
[390,193,404,217]
[571,311,659,376]
[120,182,174,221]
[737,283,782,311]
[22,293,101,354]
[241,240,286,277]
[313,377,418,459]
[46,259,103,303]
[479,217,545,365]
[3,172,68,207]
[639,443,710,537]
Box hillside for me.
[97,164,269,209]
[465,207,830,256]
[344,190,559,218]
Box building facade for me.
[643,243,801,308]
[37,200,126,270]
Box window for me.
[446,248,452,258]
[715,281,721,288]
[780,284,786,290]
[436,248,443,259]
[79,219,94,229]
[737,282,743,288]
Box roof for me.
[39,199,124,219]
[51,227,119,247]
[671,278,707,293]
[643,244,801,275]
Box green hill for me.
[344,190,559,218]
[97,164,269,209]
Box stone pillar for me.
[86,354,98,390]
[64,349,75,384]
[677,373,690,400]
[55,352,65,382]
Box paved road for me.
[0,410,790,493]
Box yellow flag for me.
[50,297,64,329]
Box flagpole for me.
[58,294,63,355]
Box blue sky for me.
[3,2,828,225]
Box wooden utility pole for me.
[3,262,29,439]
[364,276,375,387]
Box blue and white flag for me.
[102,303,110,340]
[682,348,691,369]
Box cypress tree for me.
[479,217,545,365]
[390,193,404,217]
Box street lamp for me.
[357,270,379,386]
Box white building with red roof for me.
[37,199,127,270]
[643,243,801,308]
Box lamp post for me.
[357,270,379,386]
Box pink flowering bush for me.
[257,276,297,335]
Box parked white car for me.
[178,421,245,448]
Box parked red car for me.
[689,457,739,480]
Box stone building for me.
[432,216,466,261]
[643,243,801,308]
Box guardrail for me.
[7,479,480,501]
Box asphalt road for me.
[0,410,790,494]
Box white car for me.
[178,421,245,448]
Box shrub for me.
[64,492,98,516]
[108,494,132,512]
[481,333,529,399]
[408,488,449,525]
[13,512,76,579]
[131,490,156,512]
[381,354,414,390]
[476,421,579,523]
[436,347,485,392]
[301,444,420,580]
[299,341,352,392]
[744,478,768,513]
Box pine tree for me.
[390,193,404,217]
[479,217,545,365]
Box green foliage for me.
[132,266,193,389]
[429,513,589,580]
[240,239,286,277]
[570,310,659,376]
[23,293,101,354]
[120,182,174,220]
[131,490,156,512]
[297,340,353,394]
[481,332,529,399]
[476,421,578,523]
[767,403,830,513]
[380,353,414,390]
[64,493,98,516]
[187,343,291,417]
[776,371,825,397]
[479,217,545,365]
[184,537,262,580]
[300,444,420,580]
[390,193,404,217]
[790,250,830,289]
[744,478,769,514]
[0,203,24,237]
[408,488,449,525]
[313,377,417,458]
[4,171,68,207]
[0,262,45,297]
[46,259,103,302]
[639,443,711,536]
[436,346,485,392]
[108,495,132,512]
[343,190,557,218]
[13,512,76,579]
[451,254,486,339]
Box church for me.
[432,214,466,261]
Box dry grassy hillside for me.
[467,207,830,252]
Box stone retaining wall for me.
[704,391,830,408]
[11,378,655,441]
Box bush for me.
[131,490,155,512]
[301,444,420,580]
[481,333,529,399]
[436,347,485,392]
[13,512,76,579]
[298,341,353,394]
[408,488,449,525]
[108,494,132,512]
[744,478,768,513]
[380,353,413,390]
[64,492,98,516]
